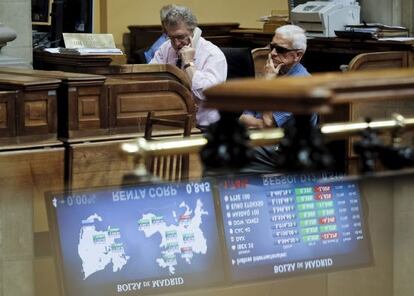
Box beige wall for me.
[95,0,288,49]
[0,0,32,64]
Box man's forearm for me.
[239,115,264,129]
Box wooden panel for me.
[117,92,186,114]
[67,137,202,189]
[107,80,195,134]
[17,90,57,137]
[0,91,16,138]
[251,47,270,78]
[0,102,7,127]
[64,84,108,139]
[348,51,410,71]
[25,99,47,127]
[0,68,108,140]
[68,139,136,189]
[0,147,64,296]
[79,96,100,121]
[0,73,59,144]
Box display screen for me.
[47,180,224,296]
[216,172,372,282]
[47,173,372,295]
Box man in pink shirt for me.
[150,5,228,127]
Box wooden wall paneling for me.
[0,68,109,140]
[67,139,135,189]
[0,146,65,296]
[0,91,17,139]
[0,73,60,145]
[106,79,195,135]
[348,51,410,71]
[103,64,191,90]
[17,88,57,137]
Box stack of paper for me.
[259,10,289,33]
[342,24,409,39]
[59,33,124,55]
[58,48,123,55]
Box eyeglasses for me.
[167,34,190,42]
[268,43,299,54]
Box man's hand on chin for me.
[179,36,195,65]
[264,53,284,79]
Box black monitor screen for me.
[215,173,372,283]
[47,180,225,296]
[32,0,51,24]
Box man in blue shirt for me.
[240,24,317,128]
[144,4,175,63]
[239,25,318,173]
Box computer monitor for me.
[32,0,93,47]
[32,0,52,25]
[215,172,372,283]
[46,180,225,296]
[46,173,372,295]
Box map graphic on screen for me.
[47,181,224,296]
[216,172,372,282]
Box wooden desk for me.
[33,50,113,72]
[305,37,414,72]
[105,78,195,135]
[32,53,191,88]
[231,30,414,72]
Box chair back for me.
[144,111,193,181]
[220,47,255,80]
[348,51,410,71]
[251,47,270,78]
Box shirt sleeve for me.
[191,51,227,100]
[273,112,293,127]
[242,110,260,117]
[149,42,168,64]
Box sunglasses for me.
[268,43,299,54]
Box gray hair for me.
[163,5,198,31]
[275,25,307,51]
[160,4,176,22]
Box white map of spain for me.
[78,214,130,279]
[139,199,208,274]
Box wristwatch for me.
[183,62,195,69]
